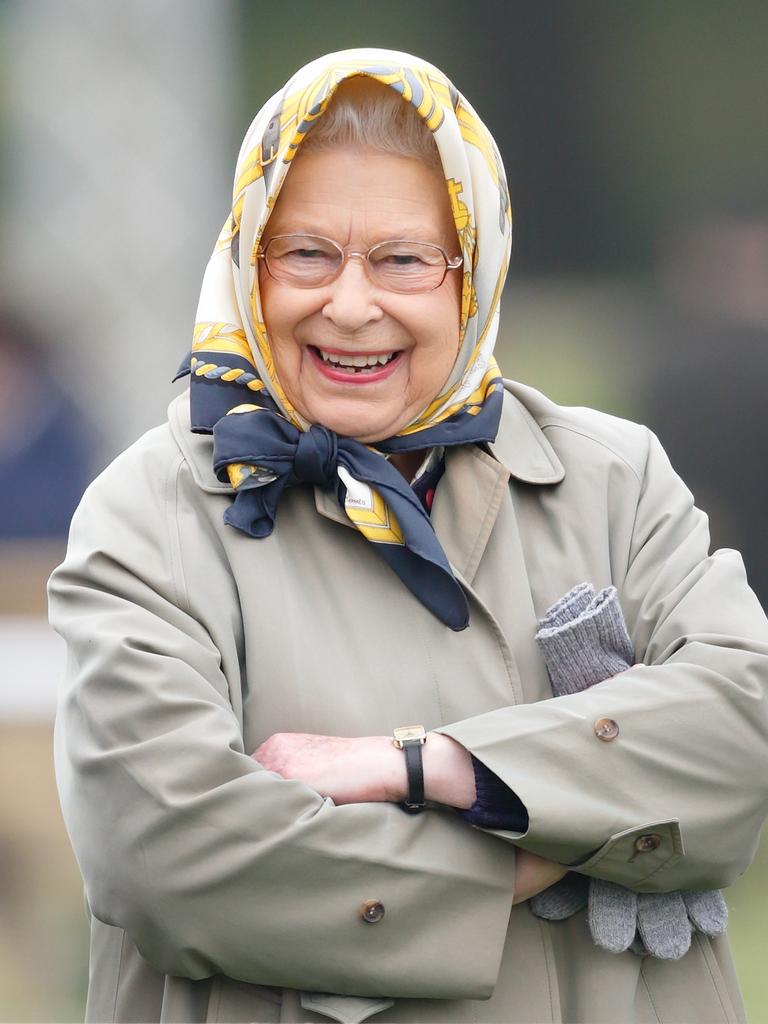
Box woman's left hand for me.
[251,731,477,808]
[512,851,569,904]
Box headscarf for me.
[176,48,512,630]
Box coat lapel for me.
[431,385,564,587]
[430,444,509,584]
[433,386,566,705]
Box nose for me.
[321,256,384,332]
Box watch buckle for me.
[393,724,427,748]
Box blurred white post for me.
[4,0,234,461]
[0,619,65,720]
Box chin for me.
[302,401,408,443]
[325,419,398,443]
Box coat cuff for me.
[434,683,697,891]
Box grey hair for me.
[300,76,442,170]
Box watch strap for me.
[401,739,426,812]
[393,725,427,814]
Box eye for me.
[287,247,330,260]
[370,242,445,272]
[381,252,426,267]
[267,236,338,262]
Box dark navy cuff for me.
[460,755,529,831]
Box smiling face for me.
[257,147,462,442]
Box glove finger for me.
[588,879,637,953]
[530,873,589,920]
[537,583,595,631]
[637,892,692,960]
[629,935,648,957]
[683,890,728,936]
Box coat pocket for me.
[569,819,684,887]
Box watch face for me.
[393,725,427,746]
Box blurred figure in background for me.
[646,216,768,606]
[0,310,93,539]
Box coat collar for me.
[169,392,229,493]
[487,382,564,484]
[427,384,563,586]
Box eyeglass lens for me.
[263,235,453,292]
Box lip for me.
[307,346,404,384]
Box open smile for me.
[308,346,404,383]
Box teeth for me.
[317,348,397,369]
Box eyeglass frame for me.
[255,233,464,293]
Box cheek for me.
[259,281,301,358]
[415,292,461,364]
[403,315,460,410]
[256,281,307,406]
[434,273,462,343]
[257,275,283,339]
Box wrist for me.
[377,735,410,803]
[422,733,476,808]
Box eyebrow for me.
[262,226,458,248]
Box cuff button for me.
[360,899,385,924]
[634,834,662,854]
[594,717,620,741]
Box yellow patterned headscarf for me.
[190,46,511,431]
[182,49,512,629]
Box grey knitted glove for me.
[531,877,728,959]
[534,584,634,694]
[529,583,728,959]
[536,580,594,632]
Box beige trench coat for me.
[49,380,768,1024]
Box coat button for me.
[594,717,619,741]
[634,834,662,854]
[360,899,385,924]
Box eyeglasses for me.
[256,234,463,294]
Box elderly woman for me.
[50,49,768,1024]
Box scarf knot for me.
[294,425,338,488]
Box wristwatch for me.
[392,725,427,813]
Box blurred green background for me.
[1,1,766,1020]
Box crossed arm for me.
[251,729,567,903]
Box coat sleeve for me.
[49,429,516,998]
[437,428,768,893]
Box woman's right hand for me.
[512,850,568,904]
